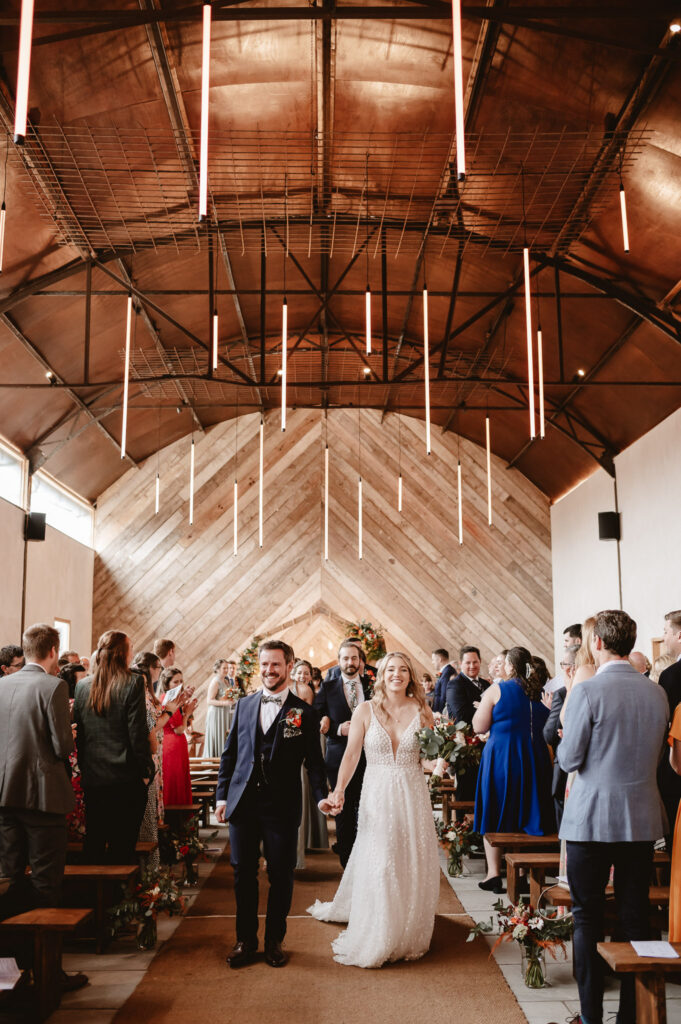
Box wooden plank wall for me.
[93,408,554,727]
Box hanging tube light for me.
[189,438,195,525]
[324,444,329,561]
[358,476,363,560]
[537,327,545,439]
[451,0,466,181]
[0,201,6,274]
[155,473,160,515]
[457,460,463,545]
[423,285,431,454]
[523,247,536,439]
[258,417,264,548]
[398,473,403,513]
[121,293,133,458]
[281,299,287,431]
[485,417,492,526]
[212,311,219,370]
[619,183,630,253]
[233,479,238,555]
[14,0,35,144]
[365,287,371,355]
[198,2,211,220]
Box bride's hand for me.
[318,797,336,816]
[329,789,345,814]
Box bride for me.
[308,651,440,968]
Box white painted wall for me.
[0,494,94,655]
[551,406,681,664]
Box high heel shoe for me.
[478,875,504,893]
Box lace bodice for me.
[365,703,422,769]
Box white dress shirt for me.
[260,690,286,732]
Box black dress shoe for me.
[264,942,288,967]
[226,941,258,968]
[60,970,89,992]
[478,876,504,894]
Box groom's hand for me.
[215,804,227,823]
[318,798,337,816]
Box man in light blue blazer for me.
[558,609,668,1024]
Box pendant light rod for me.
[258,416,264,548]
[619,183,630,254]
[198,2,211,220]
[485,416,492,526]
[537,327,545,439]
[451,0,466,181]
[423,283,431,454]
[189,437,195,524]
[120,293,133,458]
[212,311,219,370]
[324,442,329,561]
[398,473,403,513]
[14,0,35,144]
[233,479,238,555]
[365,153,371,355]
[457,459,463,545]
[0,202,6,275]
[281,298,287,430]
[358,476,363,560]
[155,472,160,515]
[523,246,536,439]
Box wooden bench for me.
[0,908,92,1020]
[67,840,157,870]
[190,790,215,827]
[442,797,474,826]
[597,941,681,1024]
[543,883,670,911]
[505,851,560,905]
[61,864,138,953]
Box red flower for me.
[179,844,190,857]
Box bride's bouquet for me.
[416,717,485,787]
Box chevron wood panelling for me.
[93,408,554,727]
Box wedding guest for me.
[0,644,24,676]
[651,653,675,684]
[430,648,455,714]
[629,650,650,675]
[315,641,371,867]
[563,623,582,649]
[153,638,176,670]
[420,673,435,707]
[216,641,328,968]
[559,609,668,1024]
[73,630,154,864]
[205,660,233,757]
[292,660,327,867]
[473,646,554,892]
[186,714,204,757]
[657,610,681,850]
[59,661,86,699]
[445,646,490,802]
[58,650,80,669]
[310,667,323,694]
[160,667,197,807]
[291,660,315,705]
[543,646,577,829]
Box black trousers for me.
[82,781,148,864]
[229,788,298,947]
[326,760,364,868]
[0,808,68,920]
[566,839,654,1024]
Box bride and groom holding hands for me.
[215,638,440,969]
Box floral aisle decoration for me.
[160,813,218,886]
[435,818,481,877]
[343,619,386,664]
[416,718,485,791]
[237,634,263,687]
[468,898,574,988]
[108,868,185,950]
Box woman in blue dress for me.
[472,646,554,893]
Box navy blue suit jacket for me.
[216,690,327,821]
[314,675,372,774]
[444,672,490,725]
[433,664,456,714]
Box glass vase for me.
[136,917,157,950]
[184,858,199,886]
[520,945,547,988]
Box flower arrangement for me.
[468,897,574,988]
[344,619,386,663]
[238,635,263,685]
[108,868,186,949]
[416,718,485,786]
[160,813,218,885]
[435,818,481,877]
[224,683,244,701]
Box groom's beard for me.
[262,672,288,692]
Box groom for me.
[216,640,330,968]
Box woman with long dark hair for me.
[73,630,155,864]
[472,646,554,892]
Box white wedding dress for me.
[308,703,440,968]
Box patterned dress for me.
[138,692,163,871]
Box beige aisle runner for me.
[114,844,526,1024]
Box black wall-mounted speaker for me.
[598,511,621,541]
[25,511,46,541]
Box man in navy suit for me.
[431,648,455,714]
[445,646,490,802]
[216,641,329,969]
[315,641,372,867]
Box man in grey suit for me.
[558,610,668,1024]
[0,623,75,919]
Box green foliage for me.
[238,634,263,684]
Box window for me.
[30,472,94,547]
[54,618,71,655]
[0,437,26,508]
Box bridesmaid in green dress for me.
[204,660,233,757]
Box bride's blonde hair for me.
[372,651,429,724]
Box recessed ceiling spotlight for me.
[577,368,586,377]
[363,367,371,376]
[45,370,53,380]
[669,20,681,32]
[277,368,283,376]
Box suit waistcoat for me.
[252,715,279,787]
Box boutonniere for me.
[283,709,303,738]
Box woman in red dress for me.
[159,668,198,805]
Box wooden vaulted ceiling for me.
[0,2,680,504]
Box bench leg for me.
[635,972,666,1024]
[529,868,546,909]
[505,859,519,905]
[33,930,63,1021]
[442,796,451,827]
